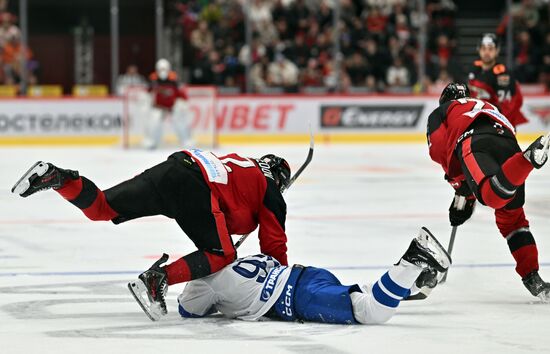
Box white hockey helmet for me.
[155,58,171,80]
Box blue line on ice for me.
[0,262,549,277]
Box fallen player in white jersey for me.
[175,227,451,324]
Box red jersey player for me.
[143,58,191,149]
[12,150,291,319]
[468,33,528,127]
[427,82,550,301]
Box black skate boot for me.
[522,271,550,302]
[523,133,550,169]
[404,268,440,301]
[128,253,169,321]
[12,161,79,197]
[400,227,452,273]
[415,268,439,289]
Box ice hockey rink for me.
[1,142,549,354]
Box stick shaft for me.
[235,131,314,249]
[440,226,458,283]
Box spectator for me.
[2,32,33,84]
[191,50,225,85]
[386,57,410,87]
[346,52,371,86]
[238,35,266,66]
[116,64,147,96]
[222,45,242,84]
[300,58,323,87]
[316,1,333,29]
[285,33,310,68]
[0,12,19,48]
[364,37,390,83]
[249,0,272,28]
[190,20,214,56]
[268,53,299,92]
[290,0,311,33]
[200,2,222,25]
[365,6,388,38]
[256,19,278,46]
[514,30,539,83]
[250,55,271,92]
[541,32,550,89]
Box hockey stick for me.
[440,195,467,284]
[234,128,315,249]
[440,226,458,284]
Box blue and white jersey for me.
[177,254,292,320]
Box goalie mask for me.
[439,82,470,105]
[155,58,171,80]
[260,154,291,191]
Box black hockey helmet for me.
[478,33,499,49]
[439,82,470,105]
[260,154,291,191]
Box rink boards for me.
[0,95,549,145]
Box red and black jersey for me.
[468,61,527,127]
[183,150,288,265]
[149,71,187,111]
[427,98,515,186]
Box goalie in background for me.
[143,58,192,149]
[177,227,451,325]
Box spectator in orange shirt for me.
[3,33,33,82]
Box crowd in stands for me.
[174,0,458,93]
[0,0,38,88]
[497,0,550,89]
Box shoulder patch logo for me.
[497,74,510,86]
[493,64,506,75]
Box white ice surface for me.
[1,144,550,354]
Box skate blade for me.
[419,227,452,270]
[537,290,550,304]
[11,161,49,196]
[128,280,164,321]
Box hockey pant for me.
[269,262,423,325]
[456,120,538,278]
[55,152,236,284]
[142,105,192,149]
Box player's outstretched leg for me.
[352,227,451,324]
[523,271,550,303]
[128,253,169,321]
[12,161,79,197]
[400,227,452,300]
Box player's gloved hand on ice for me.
[449,194,476,226]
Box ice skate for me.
[523,133,550,169]
[403,265,444,301]
[522,271,550,303]
[400,227,452,273]
[128,253,169,321]
[12,161,79,198]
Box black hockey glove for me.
[449,194,476,227]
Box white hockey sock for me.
[352,262,423,325]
